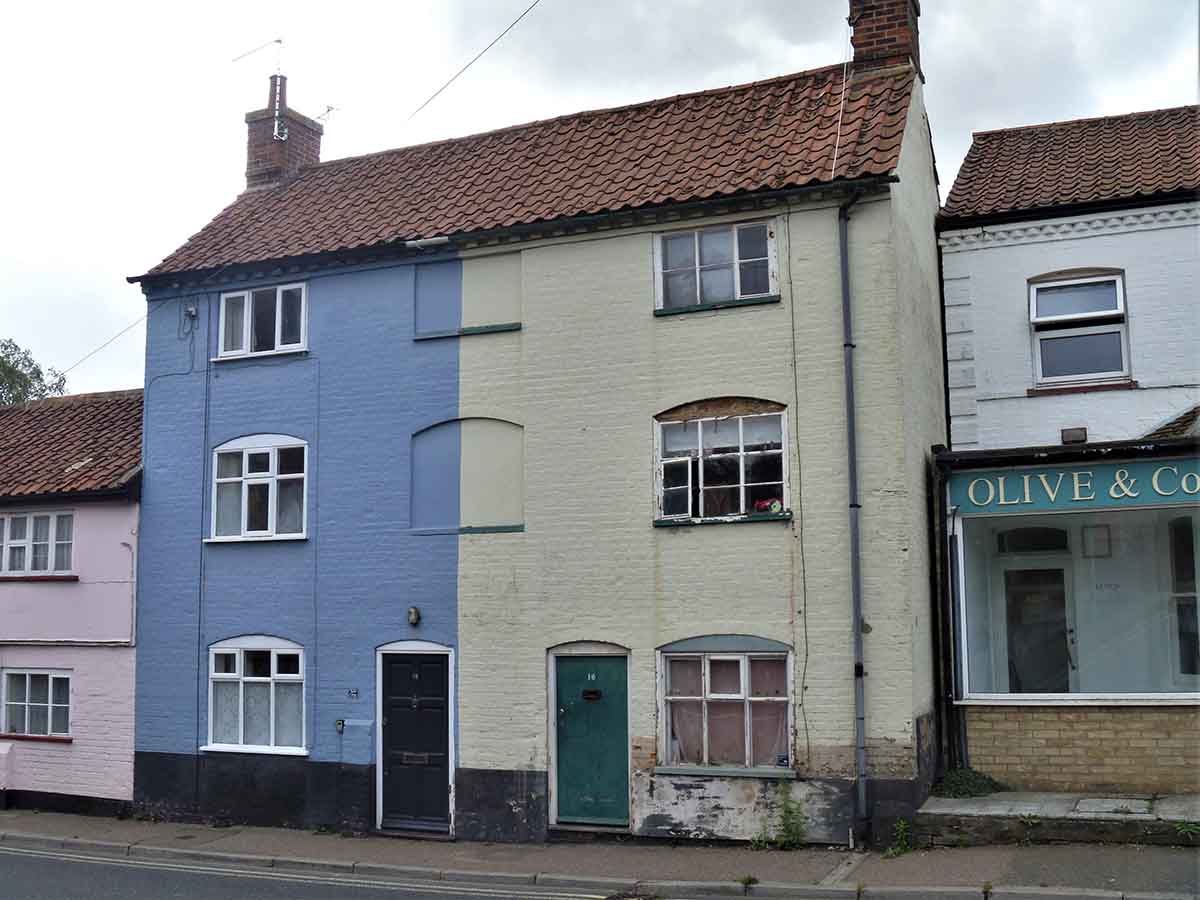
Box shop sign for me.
[949,456,1200,515]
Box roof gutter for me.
[129,176,898,286]
[837,190,870,844]
[0,469,143,509]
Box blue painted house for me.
[134,0,948,844]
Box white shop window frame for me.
[1165,514,1200,691]
[652,219,778,311]
[950,497,1200,705]
[654,412,790,521]
[217,283,308,360]
[203,636,307,756]
[208,434,308,542]
[656,651,792,769]
[0,511,75,575]
[1029,275,1129,386]
[1,668,72,737]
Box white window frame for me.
[1166,515,1200,690]
[655,412,789,521]
[208,435,308,542]
[1029,275,1128,386]
[653,220,777,311]
[660,651,791,769]
[217,283,307,359]
[2,669,71,737]
[203,636,306,756]
[0,511,75,575]
[951,501,1200,704]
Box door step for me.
[375,826,454,841]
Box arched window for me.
[206,635,305,753]
[654,398,788,522]
[658,635,791,769]
[211,434,307,540]
[412,418,523,532]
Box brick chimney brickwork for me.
[849,0,921,77]
[245,75,324,192]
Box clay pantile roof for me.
[139,65,915,279]
[940,105,1200,226]
[0,390,143,502]
[1144,404,1200,441]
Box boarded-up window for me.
[412,418,524,530]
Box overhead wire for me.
[407,0,544,121]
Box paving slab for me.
[749,886,857,899]
[442,868,536,885]
[1153,795,1200,822]
[272,854,355,873]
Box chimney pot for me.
[244,74,323,192]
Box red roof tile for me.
[941,105,1200,225]
[0,390,143,501]
[1144,404,1200,441]
[140,64,915,279]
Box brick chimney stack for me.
[244,75,324,192]
[848,0,921,78]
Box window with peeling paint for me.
[655,403,788,521]
[663,652,790,768]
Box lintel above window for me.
[219,284,307,359]
[655,221,778,313]
[655,399,789,523]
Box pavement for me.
[921,792,1200,824]
[0,807,1197,899]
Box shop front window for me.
[960,507,1199,696]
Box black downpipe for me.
[837,193,869,841]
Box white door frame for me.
[546,642,632,830]
[991,555,1078,693]
[375,639,456,834]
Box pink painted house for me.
[0,389,142,813]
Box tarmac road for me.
[0,845,618,900]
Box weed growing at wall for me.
[931,767,1006,798]
[750,783,807,850]
[882,818,911,859]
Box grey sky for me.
[1,0,1194,396]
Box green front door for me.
[555,655,629,826]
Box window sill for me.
[0,575,79,583]
[409,524,524,535]
[1027,379,1137,397]
[0,733,73,743]
[211,347,309,363]
[654,295,780,317]
[200,744,308,756]
[413,323,522,341]
[956,694,1199,706]
[653,512,793,528]
[203,535,308,544]
[654,765,796,780]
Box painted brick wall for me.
[965,706,1200,794]
[1,501,137,643]
[0,645,135,800]
[137,261,459,767]
[940,203,1200,449]
[454,84,945,805]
